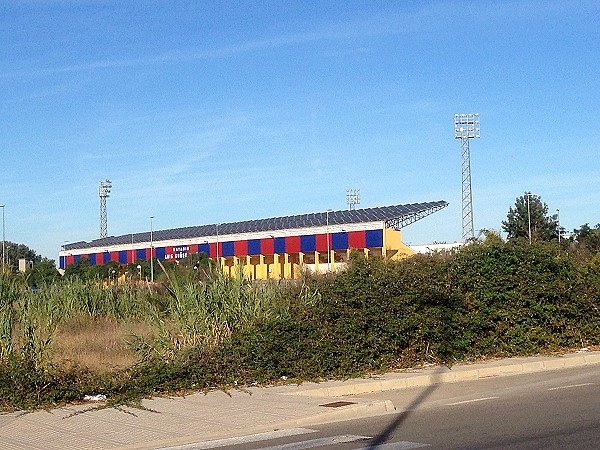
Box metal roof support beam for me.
[385,203,449,230]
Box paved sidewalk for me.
[1,350,598,450]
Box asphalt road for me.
[195,364,600,449]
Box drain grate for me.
[319,401,356,408]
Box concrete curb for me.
[278,399,396,428]
[282,351,600,398]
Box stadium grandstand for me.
[59,200,448,280]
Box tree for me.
[1,241,43,272]
[572,223,600,246]
[27,258,60,288]
[90,259,121,281]
[570,223,600,260]
[177,252,211,271]
[502,193,559,242]
[63,256,93,279]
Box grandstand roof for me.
[64,200,448,251]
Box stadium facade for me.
[59,201,448,280]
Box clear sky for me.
[1,0,599,261]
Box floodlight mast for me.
[346,189,360,210]
[454,113,480,242]
[99,179,112,238]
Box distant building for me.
[59,201,448,280]
[18,258,33,273]
[409,242,464,254]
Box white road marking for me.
[447,396,500,406]
[355,441,430,449]
[548,383,595,391]
[159,428,317,449]
[259,434,371,450]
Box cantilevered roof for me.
[64,201,448,251]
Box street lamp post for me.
[215,223,220,273]
[326,209,332,272]
[0,205,4,269]
[526,192,532,244]
[557,209,561,244]
[269,234,275,279]
[216,223,219,261]
[150,216,154,283]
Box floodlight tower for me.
[346,189,360,210]
[454,113,480,241]
[99,179,112,238]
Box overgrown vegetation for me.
[0,234,599,411]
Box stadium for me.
[59,200,448,280]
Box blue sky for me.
[1,0,599,260]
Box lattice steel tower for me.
[99,179,112,238]
[454,113,480,241]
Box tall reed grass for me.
[0,273,18,361]
[0,264,308,370]
[131,263,300,360]
[0,274,158,368]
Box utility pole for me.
[557,209,561,243]
[526,192,532,244]
[150,216,154,283]
[0,205,5,268]
[326,209,332,272]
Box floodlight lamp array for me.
[346,189,360,210]
[454,113,480,139]
[99,179,112,198]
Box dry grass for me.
[52,314,154,373]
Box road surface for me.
[166,364,600,449]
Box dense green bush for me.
[120,239,599,396]
[0,238,599,410]
[0,356,108,411]
[204,239,599,385]
[449,239,596,354]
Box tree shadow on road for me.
[365,367,444,449]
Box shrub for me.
[1,239,599,410]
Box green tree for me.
[572,223,600,248]
[177,252,211,272]
[125,259,151,281]
[570,223,600,260]
[1,241,43,272]
[27,258,60,288]
[502,193,559,242]
[90,260,122,281]
[63,257,92,279]
[124,258,166,282]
